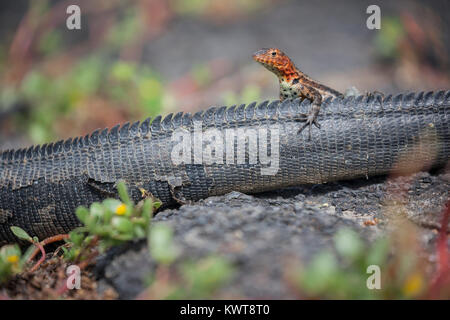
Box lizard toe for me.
[313,118,321,129]
[297,113,320,140]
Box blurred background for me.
[0,0,449,150]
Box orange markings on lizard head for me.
[252,48,299,82]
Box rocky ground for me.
[95,169,449,299]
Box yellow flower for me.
[7,255,19,264]
[116,203,127,215]
[403,272,423,297]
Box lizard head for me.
[252,48,294,79]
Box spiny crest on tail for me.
[1,91,448,163]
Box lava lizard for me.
[253,48,345,139]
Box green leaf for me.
[111,61,136,82]
[10,226,32,242]
[141,199,154,221]
[149,224,179,265]
[334,228,364,261]
[181,256,233,298]
[111,217,133,234]
[103,199,122,217]
[153,200,162,210]
[366,237,390,266]
[38,30,62,56]
[134,225,146,238]
[68,229,85,246]
[117,181,132,206]
[75,207,89,223]
[300,251,338,295]
[90,202,106,218]
[21,244,37,267]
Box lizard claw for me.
[298,112,320,140]
[313,117,321,129]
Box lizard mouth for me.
[252,49,271,63]
[252,55,272,67]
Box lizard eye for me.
[271,51,277,57]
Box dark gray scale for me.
[129,121,140,137]
[413,92,425,107]
[444,91,450,104]
[151,115,162,132]
[214,106,227,124]
[424,91,435,107]
[245,102,257,120]
[235,104,246,120]
[266,101,279,118]
[192,110,203,123]
[119,122,130,141]
[14,148,25,161]
[225,105,236,123]
[33,145,42,156]
[139,118,151,136]
[89,130,99,146]
[53,141,63,154]
[202,107,217,127]
[279,99,292,118]
[99,129,109,144]
[383,94,393,109]
[161,113,174,131]
[255,101,269,119]
[392,93,403,107]
[172,112,183,128]
[46,143,55,156]
[108,125,120,144]
[182,112,192,127]
[401,92,415,108]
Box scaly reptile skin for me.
[1,91,449,243]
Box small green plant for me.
[148,223,180,265]
[0,181,161,294]
[8,226,55,274]
[0,226,42,284]
[177,255,234,299]
[1,181,160,285]
[293,228,390,299]
[63,181,161,262]
[374,16,406,60]
[0,244,23,284]
[143,223,234,299]
[290,227,444,299]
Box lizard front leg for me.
[298,86,322,140]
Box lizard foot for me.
[365,91,384,99]
[298,112,320,140]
